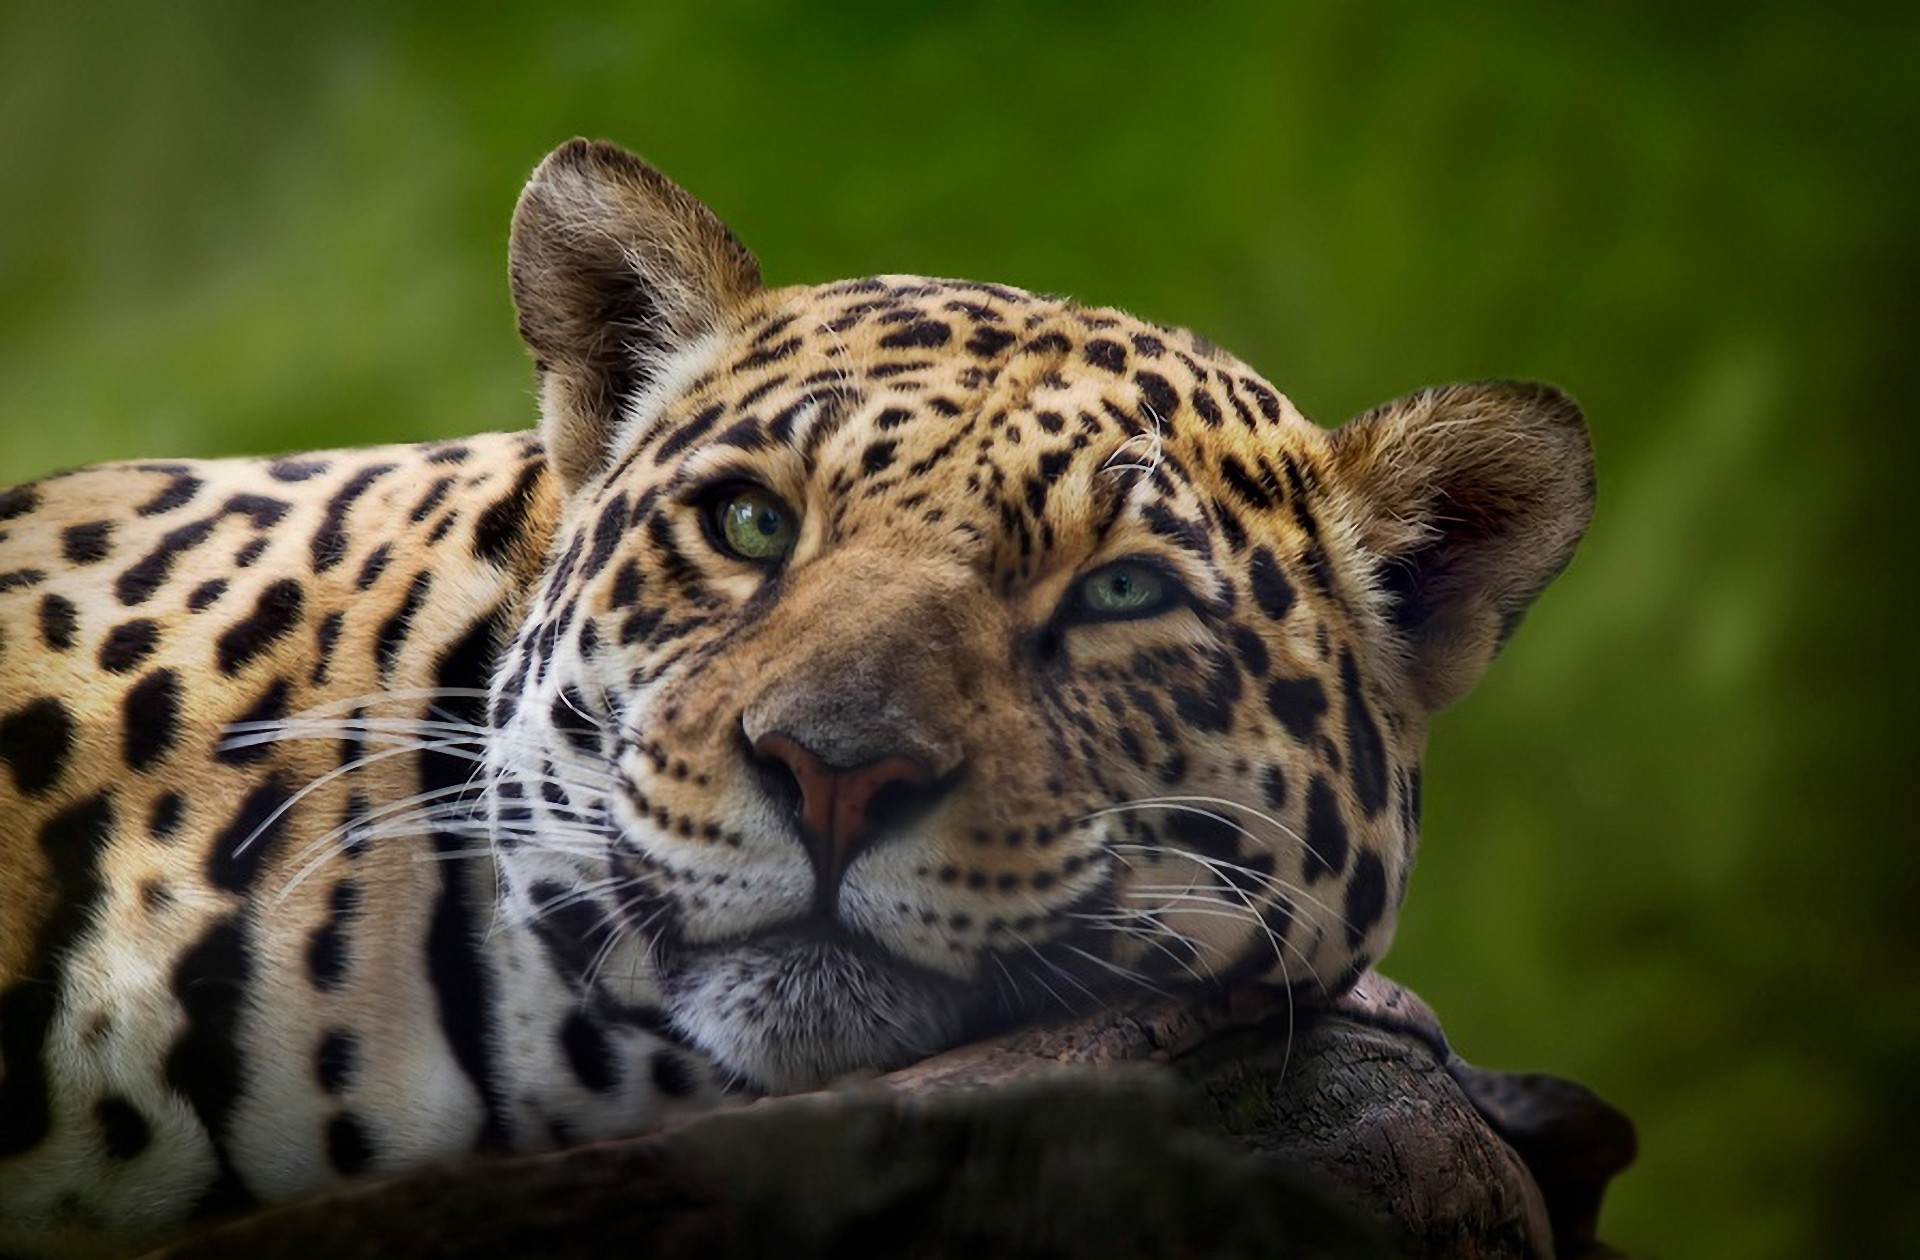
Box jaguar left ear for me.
[1328,380,1594,714]
[510,139,762,493]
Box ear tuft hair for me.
[509,139,761,492]
[1330,380,1594,712]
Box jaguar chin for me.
[654,928,977,1092]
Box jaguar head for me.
[491,139,1593,1091]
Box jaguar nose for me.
[752,730,941,884]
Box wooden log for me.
[145,975,1636,1260]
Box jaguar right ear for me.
[509,139,762,493]
[1328,380,1595,714]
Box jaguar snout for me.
[749,729,960,895]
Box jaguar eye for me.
[708,484,799,563]
[1075,560,1174,621]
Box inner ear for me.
[509,139,762,493]
[1329,380,1594,713]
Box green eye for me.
[1078,561,1173,620]
[713,485,799,562]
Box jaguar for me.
[0,138,1594,1257]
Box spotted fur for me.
[0,139,1593,1257]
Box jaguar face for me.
[490,141,1593,1091]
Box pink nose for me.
[752,731,936,879]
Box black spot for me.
[0,794,113,1157]
[0,484,38,520]
[99,619,161,673]
[1084,339,1127,372]
[1229,625,1271,678]
[96,1096,151,1160]
[123,669,182,773]
[164,916,259,1213]
[424,611,510,1149]
[321,787,367,859]
[403,478,455,526]
[0,568,45,593]
[215,679,290,766]
[1265,675,1327,742]
[656,403,726,463]
[307,881,360,992]
[650,1051,697,1098]
[149,792,184,840]
[625,603,672,649]
[316,1030,357,1094]
[966,326,1017,357]
[136,472,203,517]
[269,458,329,482]
[1245,379,1282,422]
[374,572,433,680]
[1140,502,1211,563]
[116,517,215,605]
[861,439,898,474]
[1248,548,1295,621]
[355,544,392,591]
[526,880,605,986]
[735,334,801,371]
[471,462,545,566]
[1174,810,1240,864]
[409,475,457,523]
[610,559,644,611]
[1300,539,1336,596]
[327,1112,375,1176]
[559,1011,619,1093]
[312,610,344,685]
[207,775,293,892]
[140,880,173,912]
[879,320,951,350]
[223,494,289,529]
[1170,654,1240,735]
[216,578,305,675]
[1344,851,1388,948]
[1302,777,1349,882]
[1218,456,1275,511]
[1341,650,1389,819]
[61,521,114,565]
[39,593,77,650]
[1190,387,1224,427]
[307,929,347,993]
[549,687,600,754]
[0,697,73,796]
[310,464,394,573]
[188,579,228,611]
[585,493,631,581]
[1211,499,1245,556]
[1133,371,1179,421]
[1262,765,1288,810]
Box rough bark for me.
[144,974,1636,1260]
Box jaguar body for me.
[0,140,1593,1257]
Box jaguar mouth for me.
[653,922,982,1093]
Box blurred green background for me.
[2,2,1912,1254]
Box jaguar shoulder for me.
[0,138,1593,1257]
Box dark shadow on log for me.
[143,974,1637,1260]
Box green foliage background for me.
[2,4,1911,1254]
